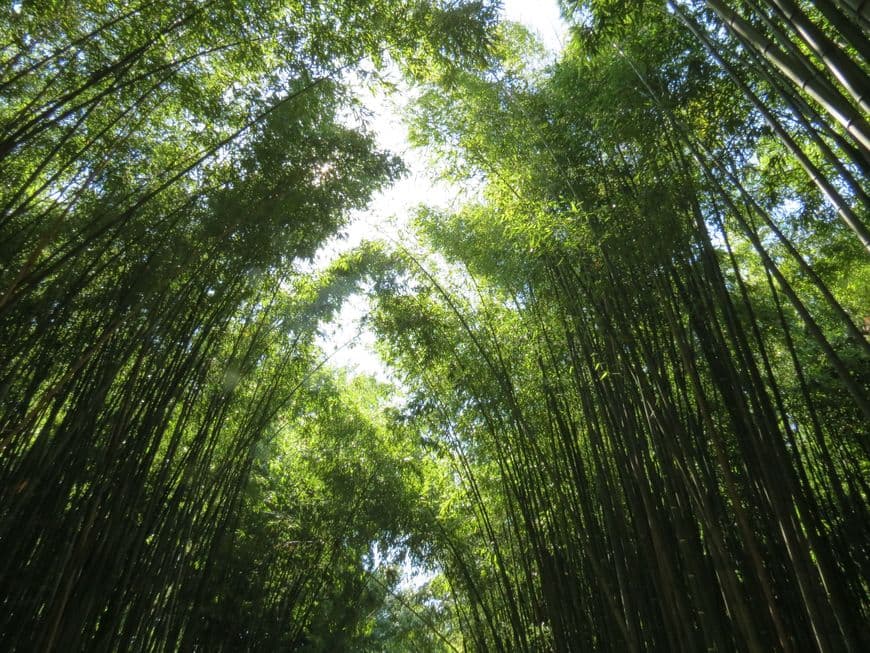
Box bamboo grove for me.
[0,0,867,651]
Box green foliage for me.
[371,4,870,650]
[0,1,496,650]
[1,1,868,651]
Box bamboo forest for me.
[1,0,869,650]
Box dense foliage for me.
[1,0,866,651]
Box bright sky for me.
[503,0,569,52]
[312,1,569,380]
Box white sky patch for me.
[503,0,569,53]
[311,1,569,380]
